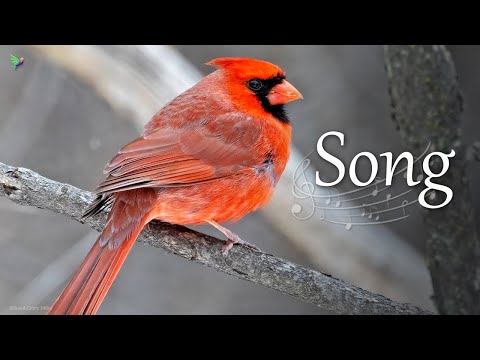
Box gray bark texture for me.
[384,45,480,314]
[0,162,431,315]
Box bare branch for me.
[0,162,431,315]
[384,45,480,314]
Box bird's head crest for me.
[206,57,285,81]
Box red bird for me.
[48,57,303,315]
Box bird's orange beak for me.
[267,80,303,105]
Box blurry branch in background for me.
[29,45,434,310]
[0,162,431,315]
[29,45,198,123]
[385,45,480,314]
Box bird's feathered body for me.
[95,70,291,225]
[48,57,302,315]
[10,54,24,70]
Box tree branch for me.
[384,45,480,314]
[0,162,431,315]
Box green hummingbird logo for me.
[10,54,25,70]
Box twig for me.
[384,45,480,314]
[0,162,432,315]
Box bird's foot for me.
[221,233,261,256]
[206,220,261,256]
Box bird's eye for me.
[247,79,263,91]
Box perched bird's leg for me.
[206,220,261,256]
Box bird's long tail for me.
[48,190,155,315]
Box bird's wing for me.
[9,54,20,66]
[95,112,263,194]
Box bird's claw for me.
[221,235,261,256]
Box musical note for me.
[345,214,352,230]
[325,188,341,208]
[401,200,409,216]
[319,208,326,220]
[429,191,436,200]
[371,178,381,196]
[386,193,392,208]
[361,203,367,217]
[363,204,380,221]
[367,204,373,219]
[325,192,331,205]
[415,159,424,181]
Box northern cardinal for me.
[48,57,302,315]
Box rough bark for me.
[0,162,431,315]
[384,45,480,314]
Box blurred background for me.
[0,45,478,314]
